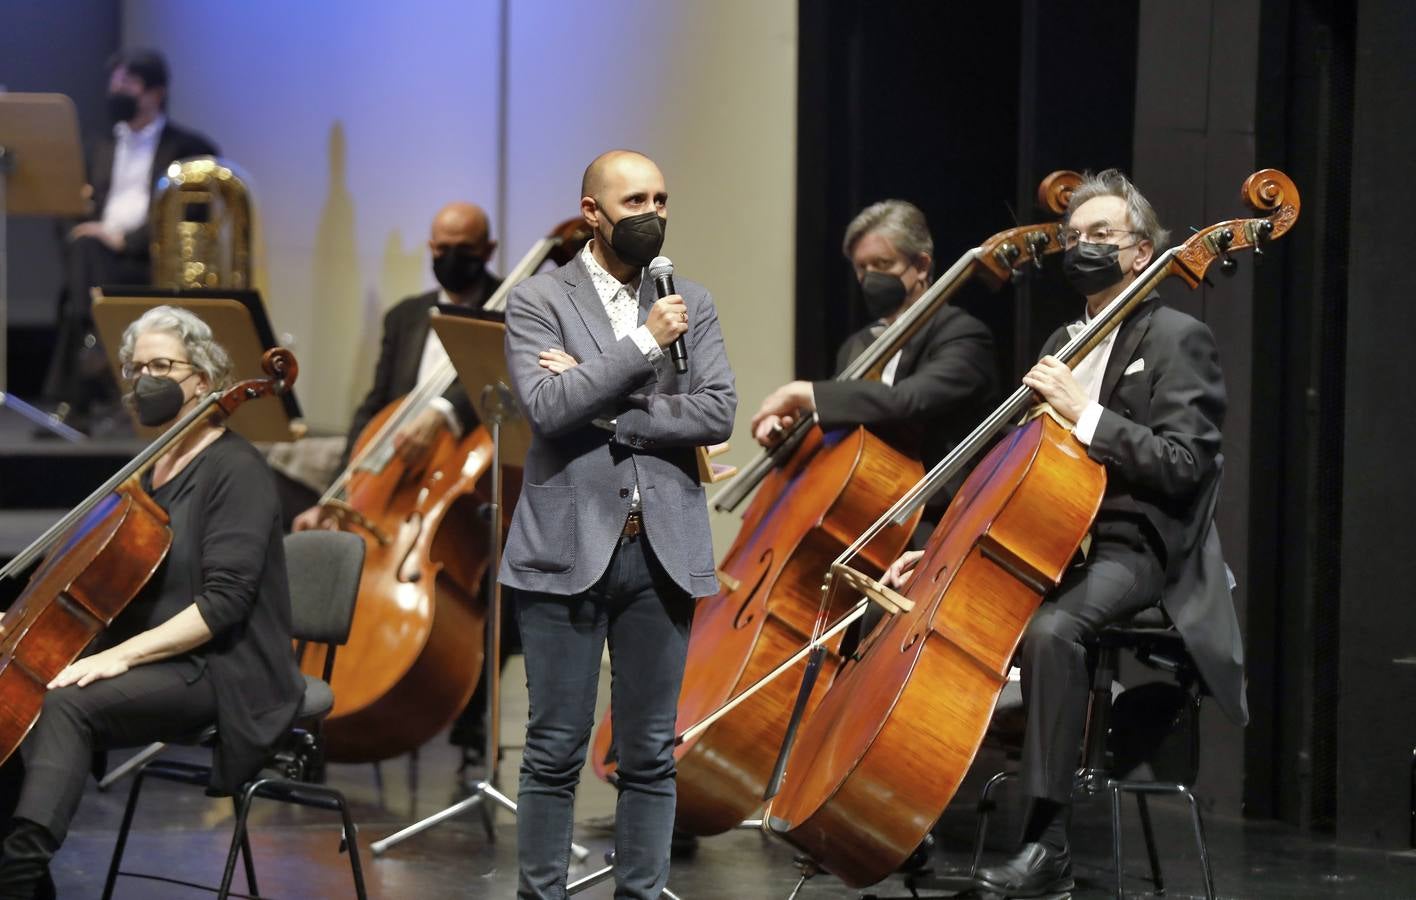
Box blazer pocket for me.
[507,482,577,573]
[680,484,715,578]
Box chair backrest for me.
[283,530,364,646]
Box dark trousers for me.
[0,659,215,846]
[514,532,693,900]
[1018,538,1164,804]
[42,234,148,413]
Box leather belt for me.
[621,510,643,539]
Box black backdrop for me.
[796,0,1416,847]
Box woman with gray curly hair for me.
[0,306,303,898]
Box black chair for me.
[101,530,368,899]
[969,606,1217,900]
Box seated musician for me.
[291,200,506,762]
[45,49,220,434]
[0,306,303,899]
[884,170,1244,897]
[749,199,997,535]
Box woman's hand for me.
[881,550,925,590]
[48,648,131,689]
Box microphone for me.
[649,255,688,374]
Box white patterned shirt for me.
[580,243,665,366]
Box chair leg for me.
[1135,792,1165,894]
[970,770,1014,877]
[233,795,260,897]
[101,767,151,900]
[218,781,263,899]
[1110,785,1124,900]
[334,789,369,899]
[1183,788,1216,900]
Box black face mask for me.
[859,271,908,321]
[106,92,139,126]
[1063,241,1126,296]
[133,373,189,427]
[432,247,486,295]
[602,210,666,268]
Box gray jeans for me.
[514,532,693,900]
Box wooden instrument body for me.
[0,486,171,764]
[590,424,923,834]
[765,416,1104,886]
[299,398,520,762]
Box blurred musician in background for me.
[749,199,996,537]
[45,49,219,434]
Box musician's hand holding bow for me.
[751,380,816,447]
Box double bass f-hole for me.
[732,549,775,630]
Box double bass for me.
[589,173,1083,835]
[760,169,1300,886]
[297,219,592,763]
[0,349,297,761]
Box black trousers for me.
[41,234,148,413]
[1018,538,1164,804]
[0,659,215,846]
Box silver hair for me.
[842,199,934,270]
[118,305,234,390]
[1065,169,1170,249]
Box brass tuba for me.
[149,156,254,289]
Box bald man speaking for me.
[499,150,736,898]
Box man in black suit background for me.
[749,199,997,536]
[45,49,219,430]
[886,170,1243,897]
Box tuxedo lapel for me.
[564,257,616,354]
[1098,296,1158,404]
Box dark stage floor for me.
[46,654,1416,899]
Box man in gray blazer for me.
[498,149,736,899]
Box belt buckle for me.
[622,511,643,539]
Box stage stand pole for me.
[371,386,588,863]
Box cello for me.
[297,218,592,763]
[0,349,297,761]
[588,173,1082,835]
[758,169,1300,887]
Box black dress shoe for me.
[974,842,1073,897]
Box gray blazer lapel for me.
[564,256,617,353]
[1098,296,1158,404]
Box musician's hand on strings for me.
[49,648,130,689]
[881,550,925,589]
[292,505,338,532]
[538,348,579,375]
[751,381,815,447]
[393,408,448,465]
[1022,355,1088,423]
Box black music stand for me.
[91,289,304,442]
[0,93,86,433]
[369,312,594,862]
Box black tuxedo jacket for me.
[341,277,504,468]
[814,304,997,512]
[87,119,219,256]
[1040,294,1246,724]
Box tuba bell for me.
[149,156,254,289]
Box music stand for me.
[371,312,591,861]
[91,289,304,443]
[0,93,86,421]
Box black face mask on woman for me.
[1062,241,1126,296]
[601,210,667,268]
[133,373,191,427]
[859,270,908,321]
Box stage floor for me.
[50,655,1416,899]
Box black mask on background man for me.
[106,92,139,126]
[859,270,908,321]
[601,210,666,268]
[133,373,189,427]
[432,247,486,295]
[1062,241,1126,296]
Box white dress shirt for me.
[1064,315,1119,446]
[101,114,166,240]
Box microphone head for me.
[648,256,674,280]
